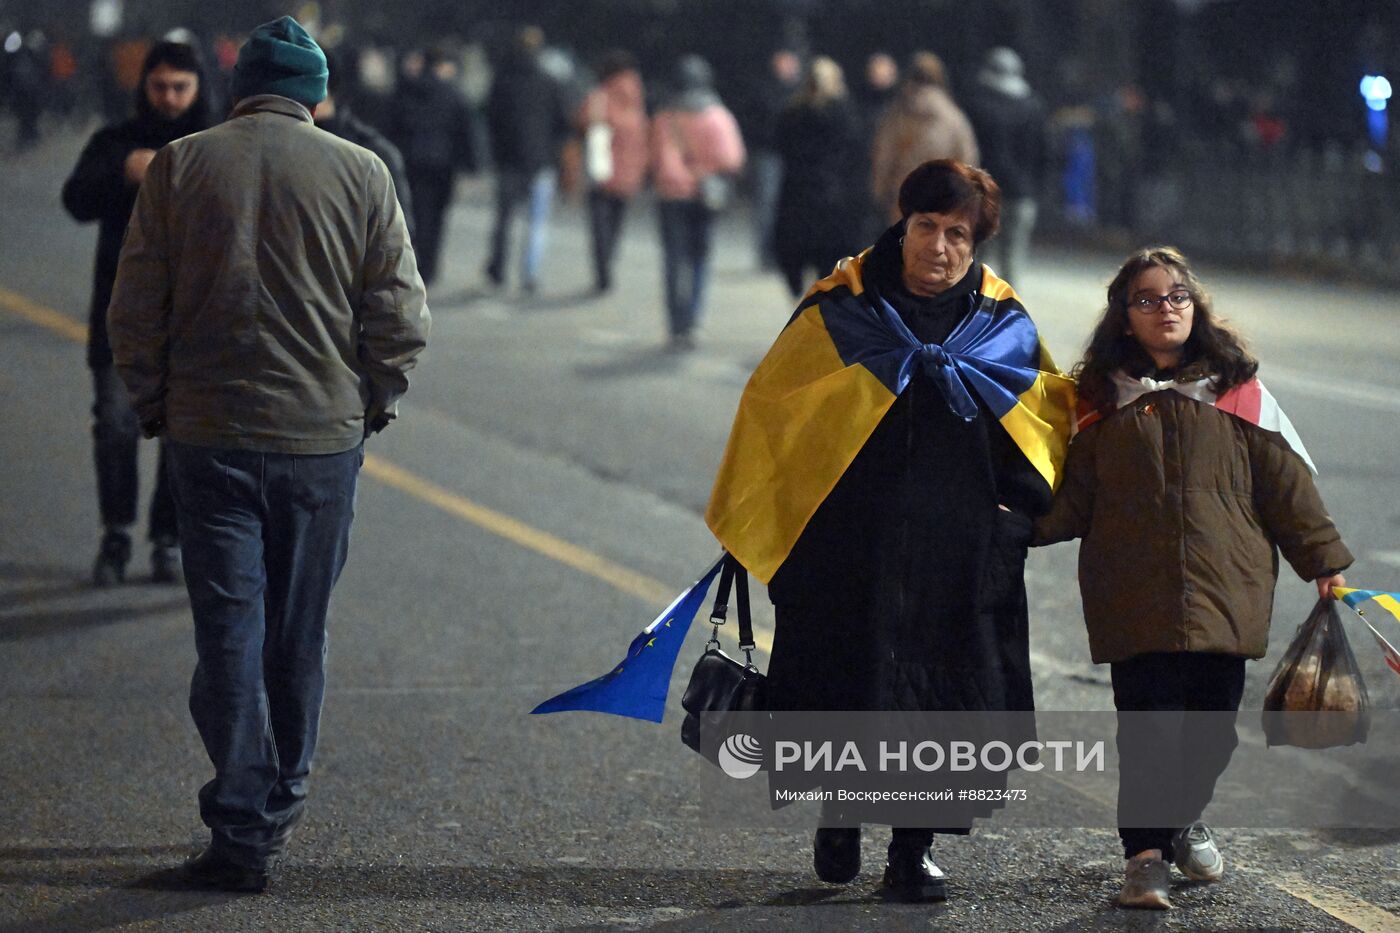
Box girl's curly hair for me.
[1074,246,1258,411]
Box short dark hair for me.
[141,39,206,79]
[597,49,636,82]
[135,40,210,124]
[1074,246,1258,410]
[897,159,1001,244]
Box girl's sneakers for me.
[1173,821,1225,882]
[1119,852,1172,909]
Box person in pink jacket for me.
[649,54,745,351]
[577,51,649,293]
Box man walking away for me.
[963,47,1047,285]
[316,49,416,235]
[484,25,570,294]
[62,40,213,586]
[740,49,801,270]
[107,16,429,892]
[388,45,475,285]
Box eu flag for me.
[531,557,725,722]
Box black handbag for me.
[680,554,767,759]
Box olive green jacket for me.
[109,95,429,454]
[1034,389,1352,664]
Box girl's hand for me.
[1316,573,1346,601]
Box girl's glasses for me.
[1130,290,1193,313]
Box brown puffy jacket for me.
[1034,389,1352,664]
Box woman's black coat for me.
[764,227,1052,716]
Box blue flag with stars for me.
[531,557,726,722]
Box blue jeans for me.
[749,149,783,267]
[489,168,556,288]
[658,199,716,338]
[166,441,362,868]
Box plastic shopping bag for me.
[1262,598,1370,748]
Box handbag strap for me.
[708,553,755,654]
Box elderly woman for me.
[706,160,1072,901]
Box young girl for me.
[1034,247,1353,910]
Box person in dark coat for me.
[740,48,801,270]
[484,25,571,293]
[763,161,1054,900]
[962,47,1047,285]
[61,40,213,586]
[853,51,899,130]
[316,50,415,235]
[387,45,475,286]
[7,37,46,149]
[773,56,864,296]
[852,52,901,245]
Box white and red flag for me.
[1076,374,1317,474]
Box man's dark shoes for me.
[181,846,273,893]
[882,845,948,902]
[92,529,131,587]
[814,827,861,883]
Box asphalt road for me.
[1,123,1399,932]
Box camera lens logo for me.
[718,733,763,779]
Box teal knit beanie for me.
[231,16,327,107]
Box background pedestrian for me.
[773,56,864,296]
[870,52,978,224]
[61,39,213,586]
[388,44,476,286]
[575,49,649,294]
[484,26,571,295]
[648,54,745,351]
[963,47,1047,285]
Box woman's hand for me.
[1316,573,1346,601]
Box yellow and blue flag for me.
[706,257,1075,583]
[532,557,725,722]
[1334,587,1400,677]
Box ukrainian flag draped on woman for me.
[706,252,1075,583]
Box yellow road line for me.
[361,454,675,606]
[360,455,775,654]
[0,285,88,343]
[1274,876,1400,933]
[3,285,1388,929]
[0,282,777,653]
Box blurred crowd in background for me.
[3,0,1399,286]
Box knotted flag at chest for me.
[705,256,1075,584]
